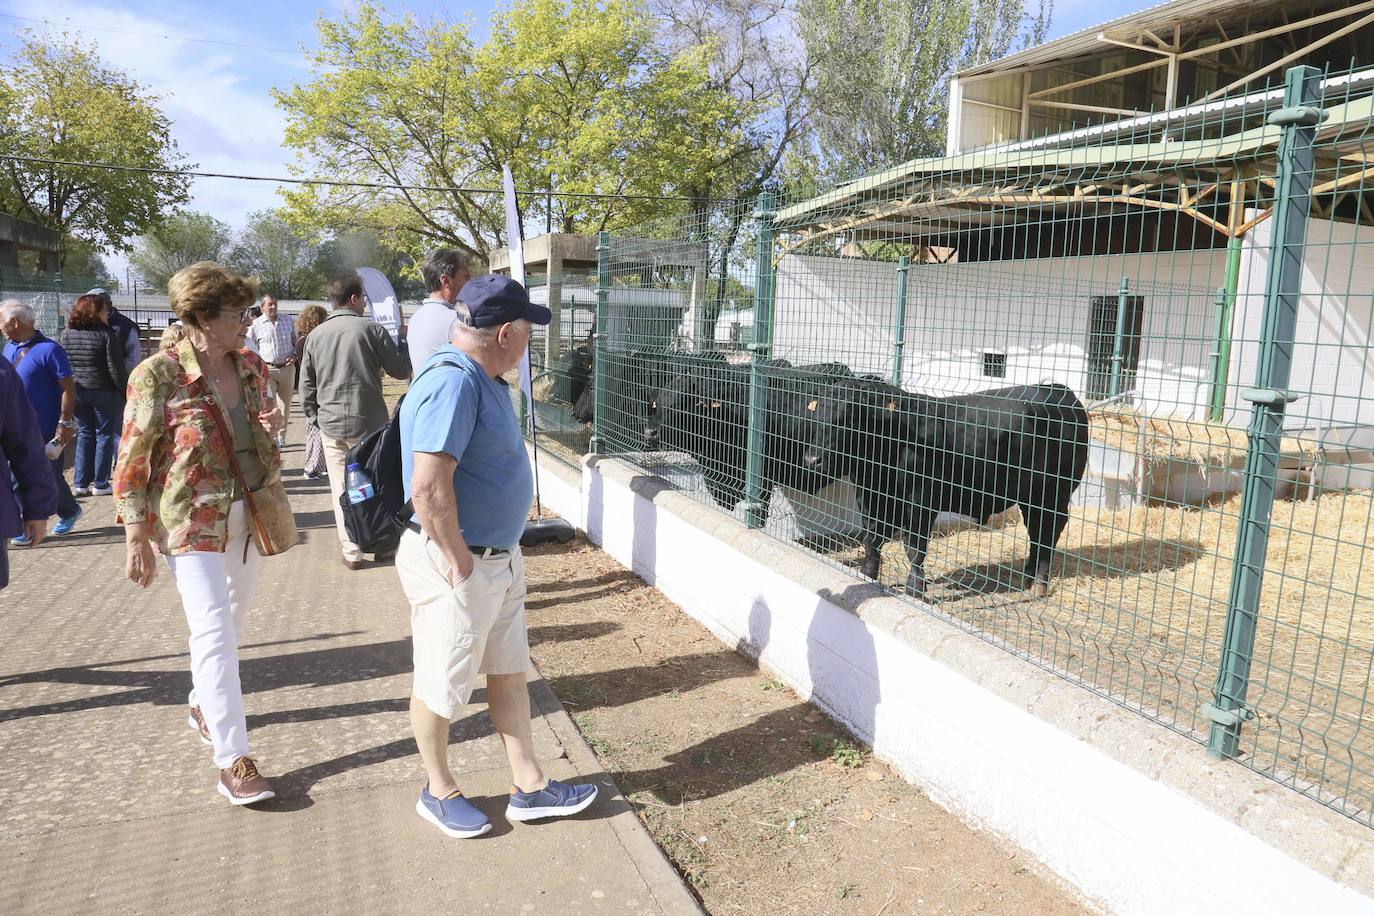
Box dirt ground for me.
[521,536,1090,916]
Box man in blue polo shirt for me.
[396,274,597,839]
[2,300,81,541]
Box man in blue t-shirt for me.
[396,274,597,839]
[2,299,81,540]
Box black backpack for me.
[339,357,464,554]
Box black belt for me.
[406,521,508,557]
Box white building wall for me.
[774,250,1227,419]
[776,223,1374,431]
[1230,212,1374,430]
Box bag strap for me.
[197,379,278,558]
[395,355,472,523]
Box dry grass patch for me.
[827,489,1374,814]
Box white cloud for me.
[3,0,314,274]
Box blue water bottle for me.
[345,463,375,504]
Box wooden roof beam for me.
[1203,8,1374,102]
[1030,55,1167,100]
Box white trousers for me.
[322,434,364,562]
[165,500,262,769]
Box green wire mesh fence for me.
[525,63,1374,826]
[0,268,106,336]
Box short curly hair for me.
[168,261,259,329]
[295,304,328,337]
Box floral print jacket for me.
[113,339,281,554]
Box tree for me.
[61,238,117,287]
[647,0,816,341]
[309,231,426,301]
[798,0,1052,176]
[128,211,233,291]
[273,0,744,262]
[228,210,320,300]
[0,32,190,268]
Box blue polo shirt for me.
[401,346,531,549]
[3,331,73,438]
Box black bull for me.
[802,379,1089,597]
[645,360,855,516]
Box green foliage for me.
[809,734,866,768]
[129,211,232,291]
[0,31,190,266]
[61,238,116,288]
[310,231,425,301]
[798,0,1053,176]
[274,0,744,262]
[228,210,320,300]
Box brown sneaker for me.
[187,706,212,746]
[218,756,276,806]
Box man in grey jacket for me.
[300,271,412,569]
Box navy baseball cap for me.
[458,275,551,328]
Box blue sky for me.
[0,0,1143,274]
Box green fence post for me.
[893,255,910,386]
[1207,286,1227,416]
[1109,276,1130,399]
[1206,65,1324,760]
[743,192,776,530]
[1209,237,1244,421]
[591,231,610,455]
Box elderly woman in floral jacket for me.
[113,262,296,806]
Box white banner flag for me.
[502,165,535,431]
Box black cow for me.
[551,344,593,408]
[802,379,1088,597]
[572,348,729,430]
[647,360,853,518]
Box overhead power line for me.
[0,154,737,202]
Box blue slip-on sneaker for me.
[9,533,33,547]
[415,786,492,839]
[53,506,82,536]
[506,779,599,822]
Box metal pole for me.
[1207,65,1324,760]
[743,191,776,530]
[1109,276,1130,399]
[1207,286,1227,417]
[591,231,610,455]
[1209,236,1244,421]
[893,256,910,386]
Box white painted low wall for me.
[528,444,1374,916]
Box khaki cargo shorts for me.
[395,527,531,719]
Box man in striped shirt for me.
[248,295,297,448]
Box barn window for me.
[1086,294,1144,401]
[982,351,1007,378]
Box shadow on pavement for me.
[0,636,411,723]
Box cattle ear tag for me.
[885,400,897,411]
[806,399,818,412]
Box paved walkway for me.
[0,423,700,915]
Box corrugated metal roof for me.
[773,79,1373,230]
[958,0,1323,78]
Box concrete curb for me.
[528,672,706,916]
